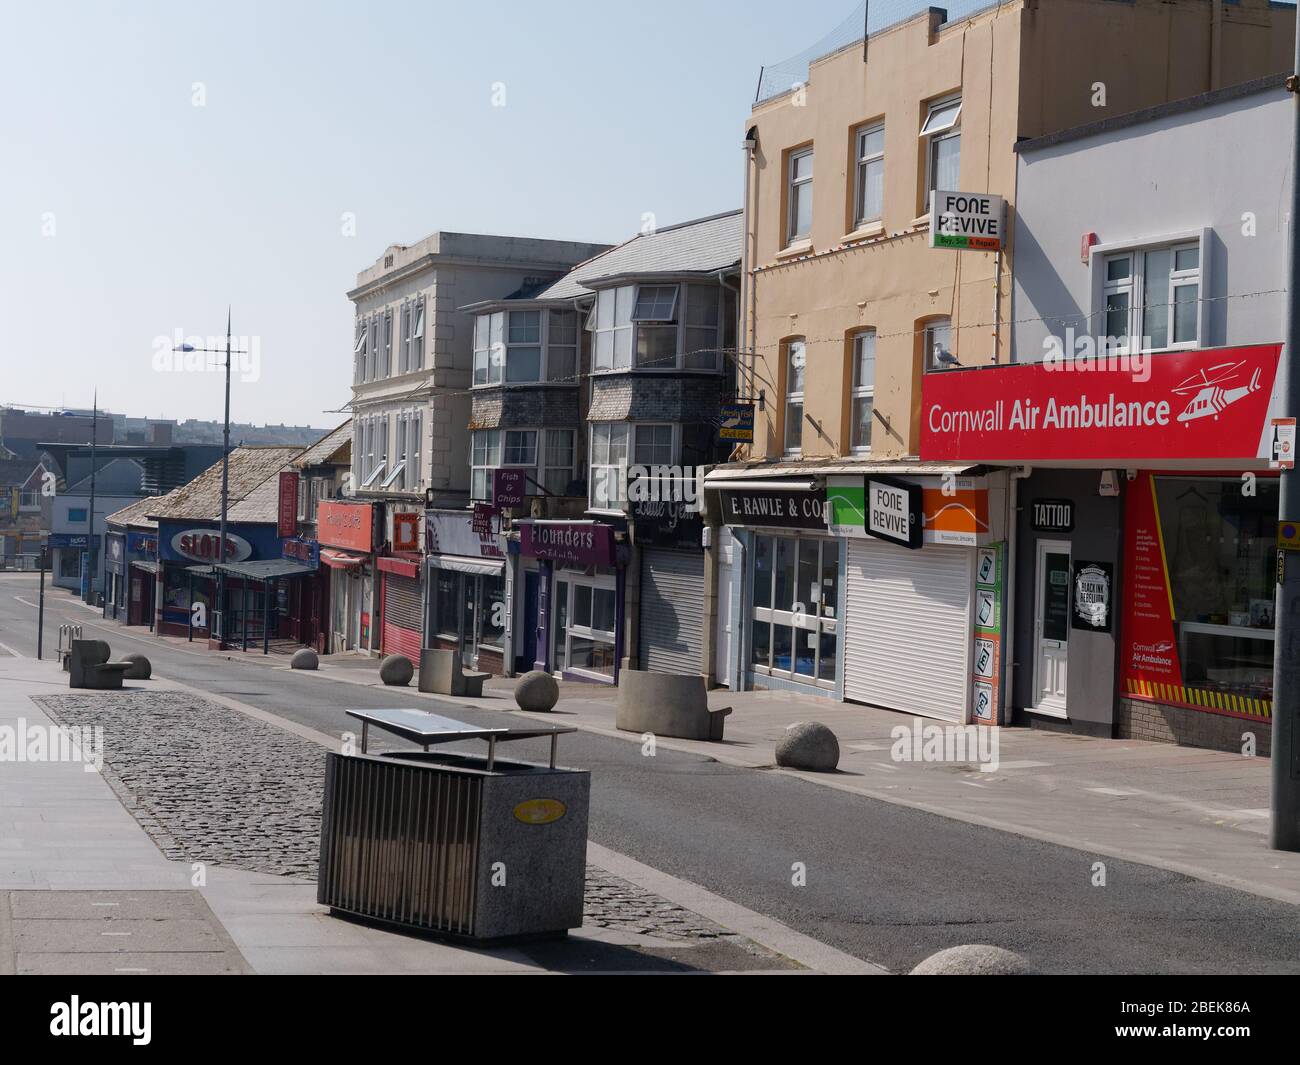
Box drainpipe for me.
[740,128,758,405]
[1003,466,1032,724]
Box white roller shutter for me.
[638,548,705,675]
[844,539,971,723]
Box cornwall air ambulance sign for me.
[929,190,1005,252]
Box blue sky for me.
[0,0,859,428]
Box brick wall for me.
[1116,697,1270,757]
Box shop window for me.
[850,330,875,451]
[1150,476,1277,705]
[749,534,839,687]
[554,574,617,679]
[1102,242,1200,352]
[434,569,459,638]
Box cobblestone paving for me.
[33,691,740,944]
[36,691,325,879]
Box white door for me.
[1032,539,1071,717]
[715,531,733,685]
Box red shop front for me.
[922,343,1285,753]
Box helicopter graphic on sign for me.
[1173,360,1262,423]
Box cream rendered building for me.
[707,0,1293,715]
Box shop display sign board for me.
[929,190,1005,251]
[972,543,1005,724]
[1270,417,1296,469]
[717,403,755,442]
[866,477,923,549]
[1031,498,1074,533]
[1072,560,1113,633]
[921,343,1282,463]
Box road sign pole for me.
[37,550,47,661]
[1271,27,1300,851]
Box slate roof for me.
[291,420,352,470]
[104,493,168,531]
[144,446,302,522]
[468,210,743,308]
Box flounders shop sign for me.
[920,344,1282,463]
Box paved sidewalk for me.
[278,662,1300,907]
[0,655,862,974]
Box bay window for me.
[589,422,676,510]
[1102,242,1201,351]
[594,282,723,372]
[473,309,580,385]
[471,427,577,502]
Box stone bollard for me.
[774,721,840,772]
[290,648,319,671]
[380,654,414,687]
[120,653,152,680]
[910,945,1033,975]
[514,670,559,712]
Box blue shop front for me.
[156,519,315,646]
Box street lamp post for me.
[174,310,246,648]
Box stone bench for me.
[615,670,731,741]
[418,647,490,698]
[68,639,132,691]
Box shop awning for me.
[427,553,505,577]
[321,549,365,570]
[129,560,159,574]
[704,460,981,486]
[212,559,317,581]
[377,556,421,578]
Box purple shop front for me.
[517,520,624,684]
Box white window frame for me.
[1100,240,1202,353]
[593,283,722,373]
[406,410,422,490]
[787,147,813,244]
[353,320,367,383]
[749,533,840,690]
[922,96,961,202]
[553,571,618,681]
[473,308,580,386]
[923,318,954,372]
[784,339,805,456]
[541,428,576,497]
[589,421,678,511]
[470,429,503,503]
[850,330,875,453]
[853,123,885,228]
[470,427,566,502]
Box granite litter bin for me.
[317,708,588,942]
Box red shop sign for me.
[920,344,1282,464]
[317,500,374,552]
[278,471,299,539]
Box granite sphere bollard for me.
[290,648,319,671]
[514,670,559,712]
[910,945,1033,975]
[774,721,840,771]
[380,654,414,687]
[120,653,152,680]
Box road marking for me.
[0,641,23,658]
[585,841,887,975]
[1086,787,1138,796]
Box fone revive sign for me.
[928,190,1005,251]
[866,477,922,549]
[921,344,1283,463]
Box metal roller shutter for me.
[382,572,422,661]
[844,539,971,722]
[638,548,705,675]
